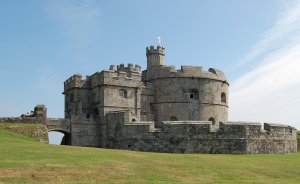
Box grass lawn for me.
[0,124,299,184]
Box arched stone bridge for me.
[46,118,71,145]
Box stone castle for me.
[62,45,297,154]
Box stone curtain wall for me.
[246,123,297,154]
[105,111,297,154]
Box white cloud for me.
[230,1,300,129]
[237,1,300,67]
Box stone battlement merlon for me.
[146,46,165,55]
[111,63,141,74]
[103,69,141,81]
[64,73,82,85]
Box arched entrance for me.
[48,129,71,145]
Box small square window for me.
[119,90,125,97]
[119,89,127,98]
[189,89,198,100]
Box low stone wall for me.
[0,117,46,124]
[105,111,297,154]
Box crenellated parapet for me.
[111,63,142,74]
[146,46,165,56]
[64,73,86,91]
[142,65,228,83]
[101,63,142,88]
[219,121,297,137]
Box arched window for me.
[221,92,226,103]
[208,117,216,125]
[189,89,198,100]
[132,118,136,122]
[119,89,127,98]
[170,116,178,121]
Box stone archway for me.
[48,129,71,145]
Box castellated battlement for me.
[64,73,82,85]
[64,73,87,92]
[146,46,165,55]
[106,111,297,154]
[88,71,142,89]
[143,65,228,83]
[101,63,142,88]
[109,63,141,74]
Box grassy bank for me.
[0,122,48,143]
[0,124,299,184]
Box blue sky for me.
[1,0,300,130]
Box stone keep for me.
[63,45,297,153]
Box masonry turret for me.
[146,46,165,68]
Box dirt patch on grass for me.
[0,168,22,178]
[0,162,137,183]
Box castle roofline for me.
[142,65,228,83]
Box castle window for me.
[150,103,155,111]
[221,92,226,103]
[70,94,74,102]
[170,116,178,121]
[189,89,198,100]
[86,114,90,119]
[208,117,216,125]
[289,128,293,135]
[94,108,99,116]
[132,118,136,122]
[119,89,127,98]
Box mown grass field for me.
[0,123,299,184]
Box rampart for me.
[105,111,297,154]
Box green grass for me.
[0,124,299,184]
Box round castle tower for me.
[142,45,229,128]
